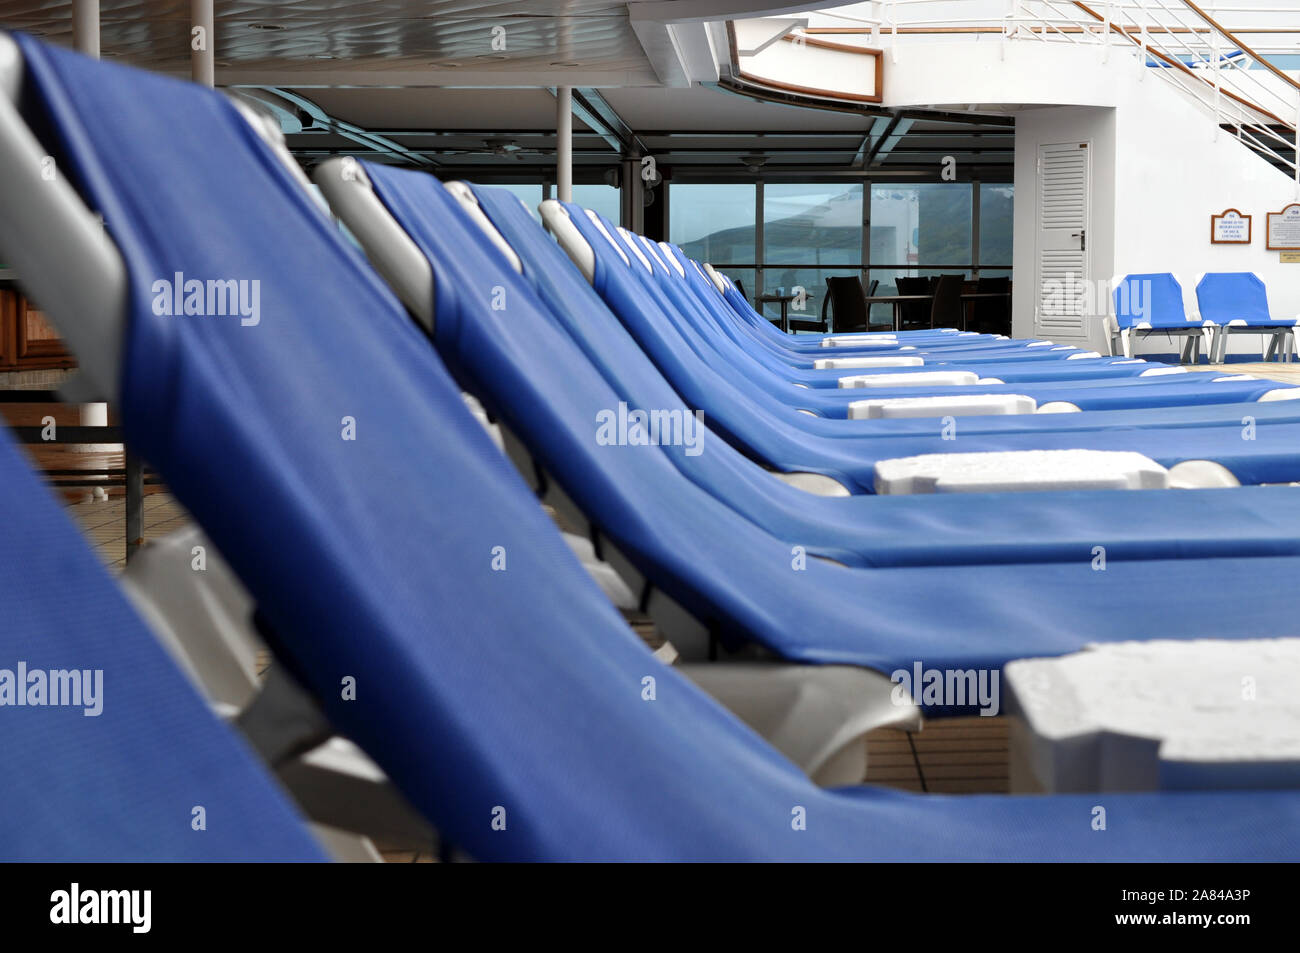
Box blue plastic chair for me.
[1196,272,1297,363]
[1111,273,1213,362]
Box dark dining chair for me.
[929,274,965,330]
[895,276,932,330]
[818,276,885,334]
[971,275,1012,335]
[816,277,856,333]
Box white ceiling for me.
[0,1,1015,177]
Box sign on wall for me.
[1210,209,1251,244]
[1266,203,1300,251]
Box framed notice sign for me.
[1266,203,1300,250]
[1210,209,1251,244]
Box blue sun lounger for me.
[0,425,323,861]
[8,35,1300,861]
[447,203,1300,486]
[316,158,1300,669]
[584,219,1140,386]
[439,182,1300,561]
[559,208,1290,419]
[400,179,1300,571]
[642,238,1122,377]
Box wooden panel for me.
[0,289,17,366]
[2,294,76,370]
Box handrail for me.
[1071,1,1292,128]
[1176,0,1300,93]
[744,0,1299,179]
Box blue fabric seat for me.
[0,428,323,861]
[642,238,1108,378]
[586,216,1145,394]
[492,201,1300,486]
[452,184,1300,568]
[14,35,1300,861]
[350,161,1300,676]
[1113,273,1208,331]
[1111,273,1216,362]
[569,213,1280,420]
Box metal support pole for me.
[124,449,143,563]
[72,0,100,58]
[556,86,573,203]
[621,157,644,233]
[191,0,214,88]
[72,2,110,496]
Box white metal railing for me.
[807,0,1300,182]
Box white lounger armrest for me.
[813,356,924,370]
[819,336,901,349]
[874,449,1169,494]
[1005,639,1300,793]
[314,158,436,329]
[848,394,1037,420]
[839,370,981,389]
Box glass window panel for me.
[763,184,862,266]
[978,184,1014,267]
[669,183,756,263]
[572,183,620,224]
[870,184,972,266]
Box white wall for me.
[1110,75,1300,359]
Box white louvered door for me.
[1035,142,1090,341]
